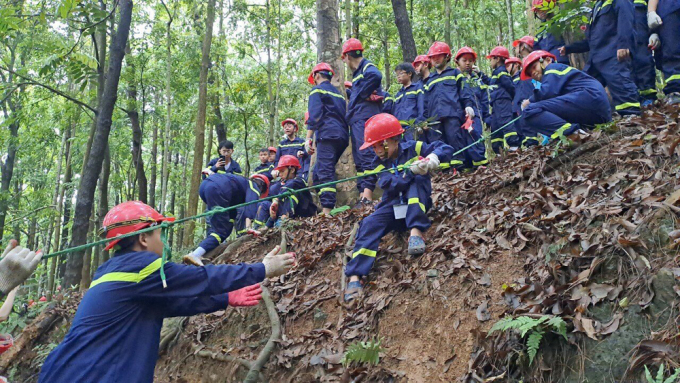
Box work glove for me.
[246,229,261,237]
[270,200,279,219]
[425,153,440,171]
[465,107,475,119]
[461,117,474,132]
[262,246,296,278]
[0,240,42,295]
[304,139,313,154]
[409,154,441,175]
[368,91,384,103]
[647,11,662,29]
[228,284,263,307]
[270,169,280,179]
[648,33,660,50]
[297,150,304,158]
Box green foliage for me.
[341,338,384,367]
[644,364,680,383]
[489,315,567,365]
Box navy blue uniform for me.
[631,0,658,101]
[513,75,540,147]
[345,141,453,277]
[275,137,310,180]
[252,161,274,178]
[347,58,383,192]
[565,0,641,115]
[535,30,571,65]
[307,80,349,209]
[387,83,425,142]
[461,72,489,167]
[524,63,612,139]
[654,0,680,95]
[423,66,473,169]
[204,157,242,179]
[197,174,262,253]
[253,182,282,229]
[489,65,519,151]
[39,250,265,383]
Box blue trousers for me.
[586,57,641,115]
[523,90,611,139]
[198,181,237,253]
[345,180,431,277]
[439,117,467,170]
[659,10,680,94]
[515,116,539,148]
[632,8,659,101]
[314,139,347,209]
[491,100,519,152]
[350,119,378,192]
[253,201,272,229]
[466,117,488,167]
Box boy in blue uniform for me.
[630,0,659,105]
[388,62,425,142]
[648,0,680,104]
[306,62,349,214]
[486,46,520,152]
[342,38,383,205]
[203,140,242,179]
[561,0,641,115]
[508,45,541,148]
[520,51,612,141]
[255,155,317,228]
[39,201,295,383]
[343,114,453,302]
[183,173,270,266]
[275,118,309,180]
[412,54,439,143]
[423,41,475,171]
[252,147,274,177]
[455,47,490,168]
[530,1,571,65]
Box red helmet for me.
[506,56,522,66]
[100,201,175,251]
[39,296,47,302]
[455,47,477,61]
[427,41,452,58]
[268,146,277,153]
[250,174,271,199]
[486,46,510,59]
[513,35,535,48]
[360,113,404,150]
[344,80,353,89]
[281,118,298,131]
[521,50,556,80]
[0,334,13,354]
[275,155,301,171]
[412,54,431,66]
[532,0,555,11]
[304,111,310,125]
[342,38,364,56]
[308,62,334,85]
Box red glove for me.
[228,284,263,307]
[270,201,279,218]
[461,117,473,132]
[246,229,261,237]
[368,91,384,103]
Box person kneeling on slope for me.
[344,113,453,302]
[520,50,612,142]
[39,201,295,383]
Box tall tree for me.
[505,0,515,44]
[390,0,417,62]
[63,0,134,288]
[125,43,148,203]
[160,0,173,214]
[183,0,216,248]
[444,0,451,46]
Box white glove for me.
[465,107,475,119]
[425,153,440,171]
[647,11,662,29]
[201,167,214,176]
[409,158,429,175]
[648,33,660,50]
[0,241,42,294]
[270,169,280,178]
[262,245,296,278]
[304,139,312,153]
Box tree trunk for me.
[526,0,536,35]
[390,0,417,63]
[212,88,226,143]
[160,6,173,213]
[266,0,275,146]
[505,0,515,45]
[345,0,351,40]
[383,36,390,88]
[352,0,359,37]
[97,145,111,265]
[126,43,148,203]
[444,0,451,46]
[149,121,158,208]
[64,0,133,288]
[183,0,215,248]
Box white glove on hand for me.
[425,153,440,171]
[647,11,662,29]
[201,167,214,176]
[270,169,280,179]
[409,158,429,175]
[304,139,312,153]
[0,240,42,294]
[262,245,296,278]
[649,33,660,50]
[465,107,475,119]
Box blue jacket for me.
[201,173,262,220]
[387,83,425,128]
[527,63,611,115]
[423,66,473,121]
[463,72,491,122]
[347,58,383,124]
[39,251,266,383]
[204,157,242,180]
[535,31,571,65]
[489,65,516,108]
[513,77,536,115]
[565,0,636,64]
[277,176,316,218]
[657,0,680,18]
[369,140,453,209]
[275,137,310,173]
[307,80,349,142]
[252,161,274,178]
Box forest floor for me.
[1,105,679,382]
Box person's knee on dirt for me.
[273,119,310,181]
[343,114,454,302]
[267,155,317,226]
[39,201,295,383]
[486,46,520,152]
[520,51,612,141]
[184,173,270,266]
[202,140,242,179]
[455,47,490,168]
[307,62,349,215]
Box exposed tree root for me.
[244,287,281,383]
[159,317,187,355]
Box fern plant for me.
[644,364,680,383]
[341,338,384,367]
[488,315,568,365]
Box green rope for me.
[38,116,521,287]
